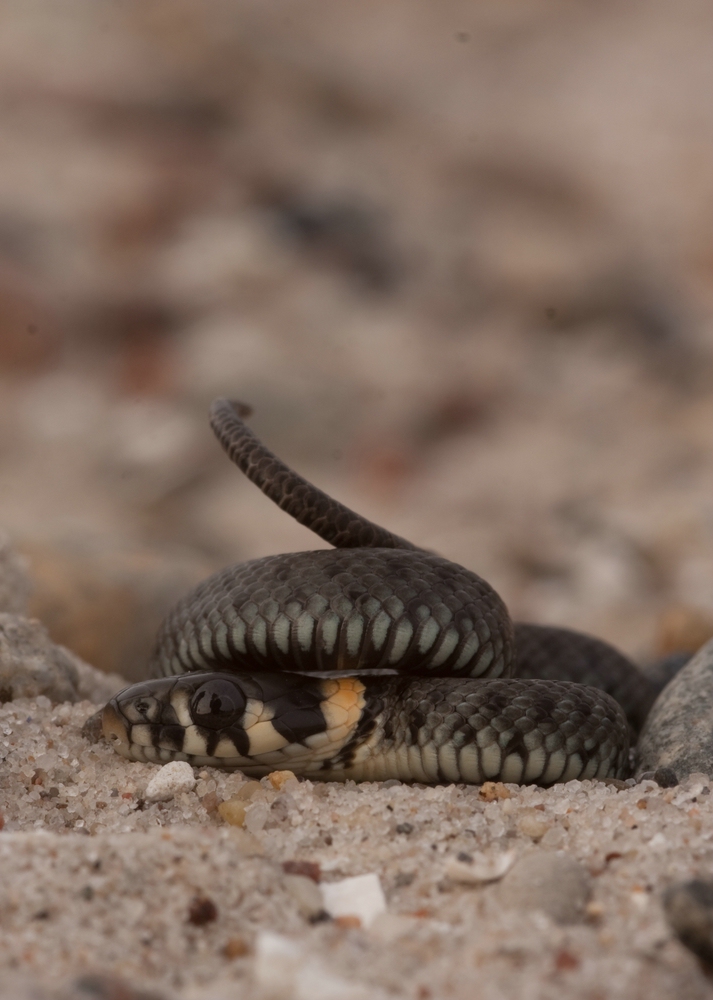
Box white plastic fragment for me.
[144,761,196,802]
[444,849,517,885]
[321,872,386,928]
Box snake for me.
[101,399,659,786]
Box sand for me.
[0,680,712,999]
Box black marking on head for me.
[251,673,324,705]
[220,725,251,758]
[273,706,327,745]
[262,679,328,745]
[190,678,246,731]
[154,724,187,752]
[158,702,181,727]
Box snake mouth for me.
[101,701,133,759]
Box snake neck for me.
[209,398,418,551]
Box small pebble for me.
[235,780,263,800]
[188,895,218,926]
[444,850,516,885]
[244,800,270,834]
[498,851,592,924]
[223,936,250,959]
[639,767,679,788]
[268,769,297,790]
[217,799,247,826]
[283,874,325,919]
[144,761,196,802]
[517,810,551,840]
[653,767,679,788]
[479,781,511,801]
[282,860,321,883]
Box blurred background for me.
[1,0,713,681]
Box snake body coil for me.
[102,400,656,785]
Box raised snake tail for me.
[209,398,418,551]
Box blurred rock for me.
[0,261,60,374]
[637,638,713,780]
[23,538,213,682]
[655,605,713,658]
[0,531,31,614]
[663,879,713,967]
[0,977,169,1000]
[0,613,79,703]
[497,851,592,924]
[642,651,692,694]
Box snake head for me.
[101,678,182,761]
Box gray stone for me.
[0,612,81,703]
[637,638,713,781]
[0,613,125,706]
[496,850,591,924]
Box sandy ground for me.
[0,672,712,1000]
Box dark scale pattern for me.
[365,677,630,784]
[513,623,658,734]
[152,548,513,682]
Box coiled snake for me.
[102,399,657,785]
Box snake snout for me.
[101,701,133,758]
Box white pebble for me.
[144,761,196,802]
[321,872,386,928]
[444,849,516,885]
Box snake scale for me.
[102,399,658,785]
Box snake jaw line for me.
[101,702,133,760]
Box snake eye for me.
[190,679,245,730]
